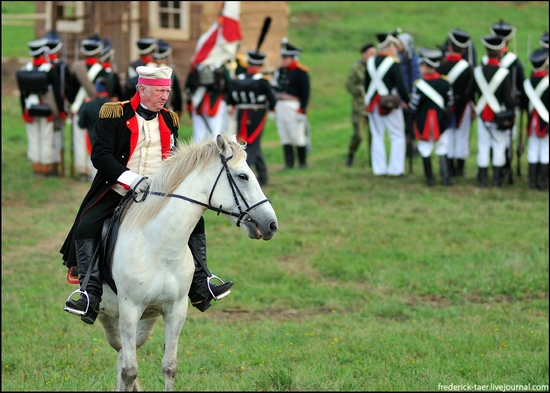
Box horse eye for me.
[238,173,249,181]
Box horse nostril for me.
[270,222,278,232]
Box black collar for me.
[136,104,158,120]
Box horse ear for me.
[216,134,231,156]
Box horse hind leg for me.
[98,313,122,351]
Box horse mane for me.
[123,135,247,232]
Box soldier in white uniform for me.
[363,32,410,176]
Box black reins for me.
[138,153,270,227]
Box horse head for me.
[212,134,278,240]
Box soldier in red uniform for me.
[227,50,277,185]
[409,49,454,186]
[437,29,475,178]
[273,39,311,169]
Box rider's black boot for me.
[188,234,233,312]
[64,239,102,325]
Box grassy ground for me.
[2,1,549,391]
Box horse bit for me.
[137,153,270,227]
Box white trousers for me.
[26,117,54,164]
[527,134,549,164]
[477,118,509,167]
[446,104,472,160]
[367,106,406,176]
[275,100,308,146]
[192,101,228,142]
[418,131,449,158]
[72,115,94,176]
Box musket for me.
[516,108,524,177]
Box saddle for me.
[99,192,134,295]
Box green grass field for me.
[2,1,549,391]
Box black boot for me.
[346,153,354,167]
[539,164,549,191]
[528,163,538,189]
[188,234,233,312]
[477,167,488,188]
[283,145,294,169]
[439,155,454,186]
[64,239,102,325]
[456,159,465,177]
[493,166,504,188]
[422,157,435,186]
[297,146,307,169]
[448,158,457,177]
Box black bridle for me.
[137,153,270,227]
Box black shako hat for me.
[153,39,172,60]
[28,37,48,57]
[80,34,104,57]
[44,30,62,54]
[490,20,516,42]
[481,35,506,51]
[529,48,549,71]
[247,50,266,65]
[280,38,302,57]
[136,37,158,55]
[418,48,443,68]
[448,29,471,49]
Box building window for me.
[149,1,190,41]
[54,1,84,33]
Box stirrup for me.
[64,288,90,316]
[207,275,231,301]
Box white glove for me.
[130,176,151,195]
[296,112,307,123]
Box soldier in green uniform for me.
[345,43,376,167]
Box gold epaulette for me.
[296,62,309,72]
[99,101,129,118]
[441,74,450,82]
[162,108,180,129]
[391,55,401,63]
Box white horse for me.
[96,134,278,391]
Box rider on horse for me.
[61,66,233,325]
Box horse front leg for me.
[117,300,142,391]
[161,301,189,391]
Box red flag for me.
[191,1,242,67]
